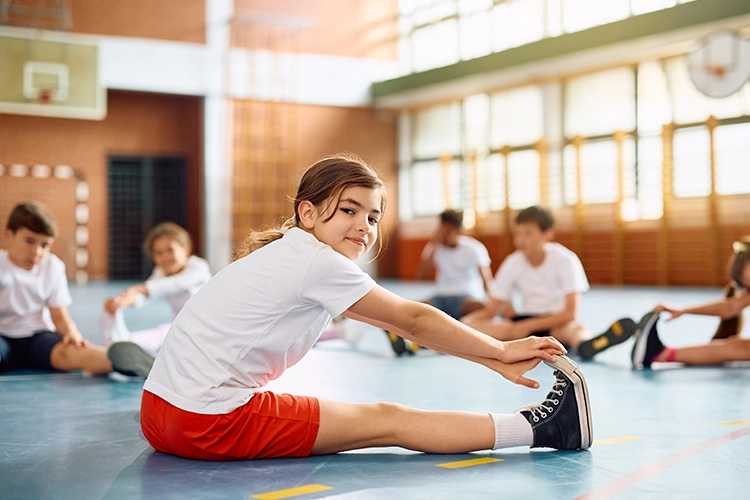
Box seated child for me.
[580,237,750,367]
[386,209,493,356]
[630,238,750,369]
[462,206,590,350]
[0,202,153,377]
[140,154,593,460]
[102,222,211,354]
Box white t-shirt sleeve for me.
[556,247,589,295]
[473,240,491,267]
[489,254,518,301]
[300,247,376,317]
[46,257,72,308]
[145,257,212,299]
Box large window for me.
[715,123,750,196]
[398,0,700,74]
[408,103,463,216]
[490,86,544,147]
[565,68,635,137]
[400,55,750,222]
[634,135,664,220]
[561,0,629,34]
[507,150,541,209]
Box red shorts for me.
[140,390,320,460]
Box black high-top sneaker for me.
[383,330,414,357]
[515,355,592,450]
[578,317,638,360]
[631,311,664,370]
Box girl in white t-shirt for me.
[140,153,593,460]
[101,222,211,354]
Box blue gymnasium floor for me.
[1,281,749,500]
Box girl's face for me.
[151,236,190,276]
[308,186,382,261]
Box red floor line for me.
[576,426,750,500]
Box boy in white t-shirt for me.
[463,206,590,349]
[0,202,154,377]
[385,209,493,355]
[420,209,493,316]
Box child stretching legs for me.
[632,240,750,369]
[1,202,153,378]
[101,223,211,354]
[140,154,592,460]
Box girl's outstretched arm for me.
[655,290,750,320]
[344,285,565,387]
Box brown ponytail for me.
[730,236,750,288]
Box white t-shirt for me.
[0,250,72,338]
[137,255,212,316]
[144,228,376,414]
[425,236,491,300]
[489,242,589,315]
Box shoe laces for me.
[518,371,567,423]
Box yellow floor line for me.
[594,436,641,445]
[252,484,333,500]
[716,420,750,427]
[436,457,503,469]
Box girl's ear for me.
[297,200,316,230]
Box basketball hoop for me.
[38,88,54,104]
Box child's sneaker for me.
[108,341,155,378]
[631,311,663,370]
[384,330,415,357]
[577,317,637,360]
[515,355,593,450]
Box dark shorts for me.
[0,331,63,372]
[511,315,551,338]
[430,295,470,320]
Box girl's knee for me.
[371,401,408,419]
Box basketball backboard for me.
[0,30,106,120]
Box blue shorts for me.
[430,295,470,320]
[0,331,63,372]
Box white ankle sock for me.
[489,413,534,449]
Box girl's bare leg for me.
[672,337,750,365]
[50,343,113,374]
[312,399,495,455]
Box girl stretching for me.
[140,153,592,460]
[632,239,750,368]
[101,222,211,354]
